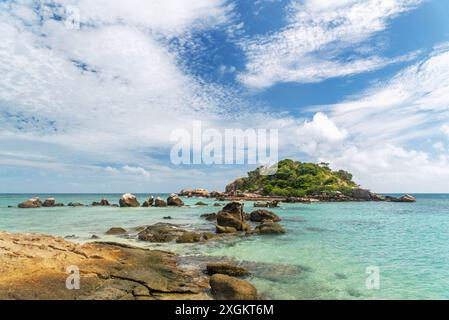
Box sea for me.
[1,193,448,299]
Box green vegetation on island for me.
[226,159,358,197]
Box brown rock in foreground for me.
[209,274,258,300]
[0,231,209,300]
[206,262,250,277]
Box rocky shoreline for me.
[0,231,261,300]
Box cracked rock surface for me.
[0,231,210,300]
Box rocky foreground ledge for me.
[0,231,258,300]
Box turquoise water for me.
[1,193,449,299]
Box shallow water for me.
[1,193,449,299]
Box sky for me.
[1,0,449,193]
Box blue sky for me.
[1,0,449,193]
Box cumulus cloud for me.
[238,0,422,88]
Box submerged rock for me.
[42,198,56,207]
[215,225,237,234]
[92,199,110,206]
[176,232,202,243]
[250,209,281,222]
[206,262,249,277]
[119,193,140,207]
[195,201,208,206]
[18,197,42,208]
[105,227,127,235]
[386,194,417,203]
[137,223,185,242]
[68,202,85,207]
[209,274,258,300]
[167,194,184,206]
[200,212,217,221]
[255,222,285,234]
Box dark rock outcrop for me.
[68,202,85,207]
[386,194,417,202]
[142,197,154,207]
[250,209,281,222]
[195,201,208,206]
[92,199,110,206]
[18,197,42,208]
[119,193,140,207]
[254,200,279,208]
[167,194,184,206]
[255,222,285,234]
[216,201,249,232]
[153,197,167,207]
[42,198,56,207]
[209,274,258,300]
[206,263,249,277]
[200,212,217,221]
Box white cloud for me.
[441,124,449,139]
[238,0,422,88]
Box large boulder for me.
[351,188,372,201]
[209,274,258,300]
[386,194,417,203]
[18,197,42,208]
[153,197,167,207]
[216,201,249,232]
[206,262,249,277]
[167,194,184,206]
[137,223,185,242]
[255,222,285,234]
[221,202,244,220]
[119,193,140,207]
[92,199,110,206]
[42,198,56,207]
[142,197,154,207]
[250,210,281,222]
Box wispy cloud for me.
[238,0,422,89]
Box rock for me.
[18,197,42,208]
[163,216,173,220]
[200,213,217,221]
[386,194,417,203]
[0,231,208,300]
[137,223,185,242]
[217,213,249,231]
[54,203,65,207]
[176,232,202,243]
[213,203,222,207]
[209,274,258,300]
[225,178,246,194]
[167,194,184,206]
[91,235,99,239]
[42,198,56,207]
[119,193,140,207]
[250,210,281,222]
[201,232,215,240]
[68,202,85,207]
[221,202,244,219]
[206,263,249,277]
[254,200,279,208]
[142,197,154,207]
[351,188,372,201]
[92,199,110,206]
[179,188,210,198]
[195,201,208,206]
[153,197,167,207]
[255,222,285,235]
[216,225,237,234]
[105,227,127,235]
[7,206,13,208]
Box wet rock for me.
[105,227,127,235]
[215,225,237,234]
[213,203,222,207]
[206,263,249,277]
[119,193,140,207]
[42,198,56,207]
[200,213,217,221]
[163,216,173,220]
[7,205,13,208]
[250,210,281,222]
[386,194,416,202]
[176,232,202,243]
[142,197,154,207]
[351,188,372,201]
[137,223,185,242]
[209,274,258,300]
[153,197,167,207]
[91,235,100,239]
[18,197,42,208]
[216,201,249,232]
[195,201,208,206]
[253,200,279,208]
[255,222,285,234]
[68,202,85,207]
[167,194,184,206]
[92,199,110,206]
